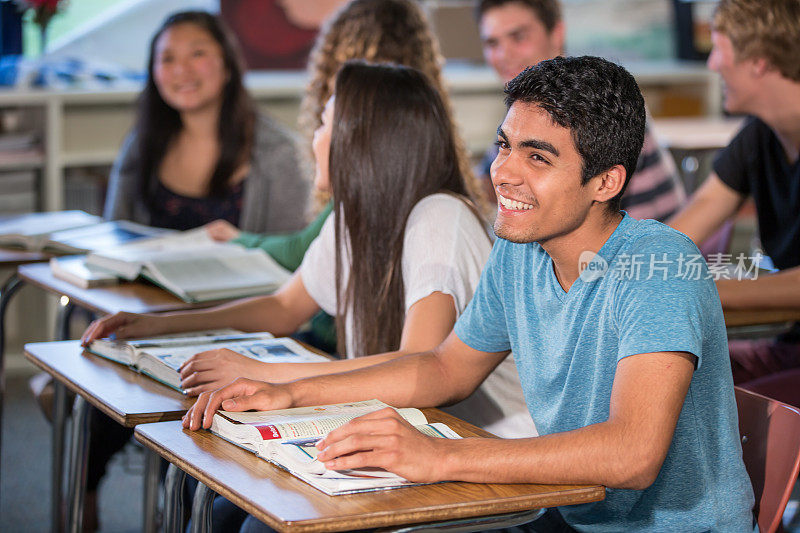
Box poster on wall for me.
[220,0,347,70]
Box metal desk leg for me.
[190,482,215,533]
[143,450,162,533]
[0,273,23,504]
[52,300,75,533]
[66,395,90,533]
[382,509,545,532]
[57,300,75,341]
[164,463,187,533]
[52,381,68,533]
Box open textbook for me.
[210,399,461,495]
[84,229,291,302]
[0,212,169,253]
[87,329,329,391]
[0,211,99,252]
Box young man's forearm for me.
[437,419,663,490]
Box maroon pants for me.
[730,339,800,407]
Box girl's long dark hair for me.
[135,11,255,206]
[331,62,478,356]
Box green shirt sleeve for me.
[232,202,333,272]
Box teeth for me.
[498,194,533,210]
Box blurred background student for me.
[475,0,686,222]
[85,11,311,529]
[104,10,309,233]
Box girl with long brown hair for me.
[204,0,486,356]
[205,0,484,258]
[85,61,488,391]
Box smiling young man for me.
[476,0,686,223]
[669,0,800,386]
[185,56,754,532]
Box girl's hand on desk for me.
[179,348,262,396]
[80,311,163,346]
[204,220,241,242]
[182,377,293,430]
[315,407,448,483]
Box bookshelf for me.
[0,60,720,213]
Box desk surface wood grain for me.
[136,413,604,532]
[17,262,214,315]
[724,308,800,328]
[24,340,192,426]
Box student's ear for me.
[751,57,771,78]
[592,165,626,204]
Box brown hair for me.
[136,11,255,203]
[475,0,562,33]
[331,62,479,357]
[713,0,800,82]
[300,0,484,210]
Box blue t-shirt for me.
[454,214,755,532]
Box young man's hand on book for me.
[314,407,450,483]
[179,348,270,396]
[182,377,293,430]
[81,311,166,346]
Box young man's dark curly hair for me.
[504,56,646,212]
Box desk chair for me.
[735,386,800,533]
[740,369,800,410]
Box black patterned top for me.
[148,179,245,231]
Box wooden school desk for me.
[724,308,800,341]
[724,308,800,329]
[652,117,745,192]
[136,412,605,533]
[17,263,217,533]
[0,248,51,503]
[25,340,194,533]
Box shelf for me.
[0,149,45,170]
[60,150,118,167]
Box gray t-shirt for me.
[455,214,755,531]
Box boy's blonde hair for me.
[713,0,800,82]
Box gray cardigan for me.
[103,113,310,233]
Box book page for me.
[47,221,170,252]
[120,227,216,251]
[145,250,290,294]
[144,336,322,372]
[126,330,265,350]
[89,329,243,366]
[0,210,99,238]
[219,400,425,440]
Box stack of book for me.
[0,211,292,301]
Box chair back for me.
[735,386,800,533]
